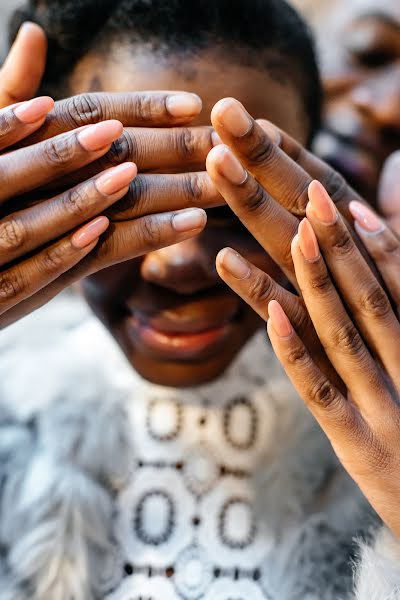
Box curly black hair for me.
[9,0,322,136]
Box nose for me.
[351,66,400,132]
[141,237,220,295]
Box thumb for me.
[378,151,400,236]
[0,22,47,109]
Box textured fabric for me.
[0,291,398,600]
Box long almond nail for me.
[166,93,202,117]
[14,96,54,124]
[71,216,109,249]
[96,162,137,195]
[216,146,248,185]
[78,120,123,151]
[349,200,384,234]
[268,300,293,338]
[214,98,252,137]
[308,180,337,224]
[172,208,207,232]
[298,218,320,261]
[219,248,251,279]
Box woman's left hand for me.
[216,178,400,537]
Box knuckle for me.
[110,176,147,218]
[0,110,15,139]
[63,185,91,217]
[0,271,23,302]
[309,269,332,294]
[309,379,340,410]
[246,136,275,168]
[331,228,354,257]
[243,184,269,215]
[183,172,203,204]
[0,218,26,253]
[44,135,76,166]
[359,285,392,319]
[41,244,67,274]
[331,322,365,357]
[247,274,274,306]
[321,169,347,203]
[107,131,136,165]
[137,217,163,248]
[132,93,161,121]
[285,343,311,368]
[175,128,197,160]
[65,94,103,127]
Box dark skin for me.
[312,0,400,206]
[68,44,309,387]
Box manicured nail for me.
[218,247,251,279]
[216,146,248,185]
[172,208,207,232]
[308,180,337,224]
[166,93,202,117]
[298,218,320,261]
[214,98,252,137]
[96,162,137,195]
[349,200,384,234]
[268,300,293,338]
[78,120,123,151]
[14,96,54,124]
[71,216,109,249]
[211,131,222,146]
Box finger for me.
[0,96,54,151]
[211,98,312,217]
[349,201,400,312]
[0,216,109,317]
[306,182,400,384]
[266,300,357,444]
[0,163,137,266]
[216,246,344,391]
[107,172,220,221]
[378,151,400,233]
[0,23,47,108]
[20,91,203,144]
[0,208,208,328]
[207,144,298,284]
[43,126,214,191]
[0,120,124,204]
[292,221,393,419]
[256,119,361,217]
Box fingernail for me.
[298,218,320,261]
[71,216,109,249]
[219,247,251,279]
[172,208,207,232]
[78,120,123,151]
[96,162,137,195]
[308,180,337,224]
[166,93,202,117]
[215,98,252,137]
[268,300,293,338]
[217,146,248,185]
[349,200,384,234]
[211,131,222,146]
[14,96,54,124]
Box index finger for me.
[19,91,203,145]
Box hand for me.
[0,91,218,328]
[217,182,400,537]
[378,151,400,236]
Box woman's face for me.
[68,43,309,387]
[313,0,400,205]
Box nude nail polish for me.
[77,120,123,151]
[349,201,384,234]
[166,93,202,117]
[96,162,137,195]
[298,218,320,261]
[268,300,293,338]
[214,98,252,137]
[308,180,337,224]
[219,248,251,279]
[172,208,207,232]
[216,146,248,185]
[71,216,109,249]
[14,96,54,124]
